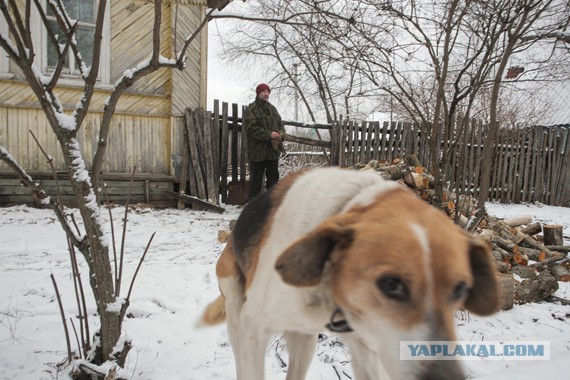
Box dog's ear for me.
[464,240,501,315]
[275,217,354,287]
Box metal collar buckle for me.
[326,307,353,333]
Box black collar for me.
[326,307,353,333]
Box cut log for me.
[520,222,542,236]
[476,229,495,243]
[497,273,515,310]
[510,265,537,279]
[491,220,524,244]
[545,245,570,253]
[528,252,567,269]
[494,260,510,273]
[550,264,570,281]
[493,246,512,262]
[514,273,559,305]
[511,251,527,266]
[491,236,519,253]
[543,225,564,246]
[163,191,225,214]
[518,246,546,262]
[518,233,554,258]
[504,215,533,227]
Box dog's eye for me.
[376,276,409,302]
[452,281,469,301]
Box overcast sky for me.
[205,4,569,126]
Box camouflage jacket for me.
[244,97,286,162]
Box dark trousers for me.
[249,160,279,199]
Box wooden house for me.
[0,0,217,207]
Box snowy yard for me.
[0,201,569,379]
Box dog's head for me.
[275,187,500,380]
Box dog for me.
[201,167,500,380]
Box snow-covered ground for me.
[0,200,568,379]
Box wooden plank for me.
[507,126,516,201]
[186,109,206,199]
[344,121,350,166]
[231,103,239,182]
[239,105,247,182]
[473,120,484,201]
[342,119,353,166]
[178,113,190,209]
[380,122,388,162]
[359,121,366,164]
[195,109,209,198]
[212,101,221,204]
[514,128,525,203]
[500,127,510,202]
[521,128,532,202]
[365,121,373,163]
[163,190,225,214]
[220,102,229,203]
[401,121,409,157]
[530,128,542,202]
[459,118,470,197]
[351,122,357,164]
[329,120,339,166]
[202,110,217,204]
[545,128,555,204]
[536,128,545,202]
[555,128,570,206]
[552,128,566,205]
[371,121,380,161]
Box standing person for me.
[244,83,286,200]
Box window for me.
[0,16,11,77]
[46,0,96,74]
[37,0,110,84]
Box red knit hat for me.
[256,83,271,95]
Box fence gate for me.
[180,102,249,206]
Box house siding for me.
[0,1,207,176]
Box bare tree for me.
[0,0,231,378]
[215,0,570,209]
[332,0,564,207]
[211,0,373,123]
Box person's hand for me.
[271,131,281,139]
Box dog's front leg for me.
[236,312,271,380]
[343,334,392,380]
[284,331,317,380]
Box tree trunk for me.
[543,225,563,246]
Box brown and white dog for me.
[201,167,499,380]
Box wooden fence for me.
[340,119,570,206]
[182,101,569,207]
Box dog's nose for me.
[421,360,464,380]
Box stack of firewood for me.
[354,156,570,310]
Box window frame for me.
[0,16,13,78]
[33,0,111,85]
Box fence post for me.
[557,128,570,206]
[330,120,339,166]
